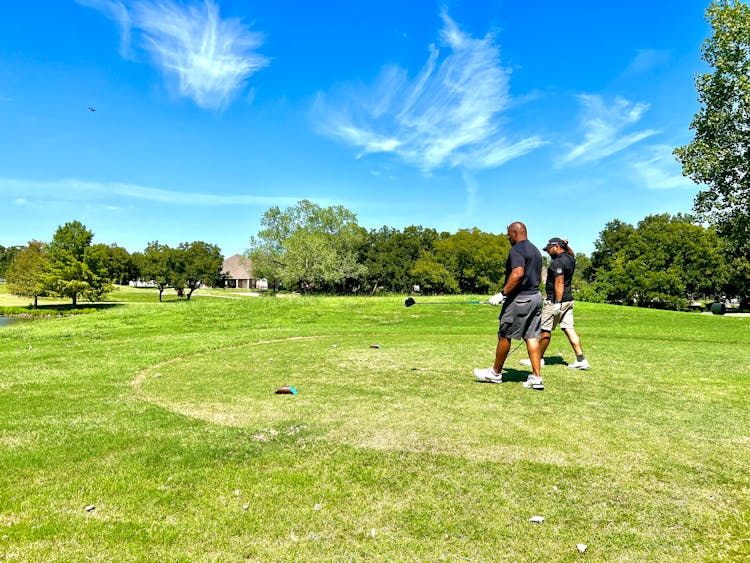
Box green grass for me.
[0,296,748,561]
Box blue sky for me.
[0,0,711,257]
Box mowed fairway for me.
[1,293,748,561]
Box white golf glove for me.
[489,292,506,306]
[552,302,562,315]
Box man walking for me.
[474,222,544,389]
[520,237,590,370]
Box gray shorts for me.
[498,292,542,340]
[540,299,575,331]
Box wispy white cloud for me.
[76,0,131,57]
[630,145,697,190]
[623,49,671,75]
[558,94,657,166]
[0,178,300,207]
[79,0,269,110]
[313,11,544,172]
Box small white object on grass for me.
[85,505,96,512]
[314,503,322,511]
[370,528,376,538]
[529,516,545,523]
[576,543,587,553]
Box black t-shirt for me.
[545,252,575,302]
[505,239,542,297]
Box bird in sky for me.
[88,106,96,112]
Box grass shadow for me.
[0,303,124,317]
[543,356,568,366]
[34,303,122,312]
[498,368,529,382]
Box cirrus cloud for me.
[77,0,269,111]
[558,94,657,166]
[313,11,544,172]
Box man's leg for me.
[563,327,590,369]
[525,337,542,376]
[522,300,553,366]
[538,330,552,358]
[492,336,511,374]
[562,328,583,356]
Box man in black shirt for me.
[474,221,544,389]
[521,237,589,370]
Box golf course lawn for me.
[0,291,748,561]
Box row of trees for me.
[246,200,744,310]
[2,221,224,305]
[139,241,225,301]
[2,207,745,311]
[248,200,512,296]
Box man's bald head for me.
[506,222,528,245]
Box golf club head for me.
[404,297,416,307]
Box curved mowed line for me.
[131,333,592,464]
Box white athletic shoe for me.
[522,374,545,390]
[519,358,545,367]
[473,367,502,383]
[567,359,590,370]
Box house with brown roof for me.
[222,254,267,289]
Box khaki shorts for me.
[541,299,575,331]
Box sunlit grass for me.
[0,296,748,560]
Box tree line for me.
[246,200,746,310]
[0,206,746,310]
[1,221,223,305]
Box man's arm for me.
[554,275,564,303]
[503,266,525,296]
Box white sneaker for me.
[522,374,545,390]
[567,359,590,370]
[473,367,502,383]
[520,358,545,367]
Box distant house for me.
[222,254,268,290]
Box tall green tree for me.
[139,242,173,302]
[674,0,750,273]
[249,200,366,294]
[45,221,111,305]
[175,241,223,300]
[6,241,49,308]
